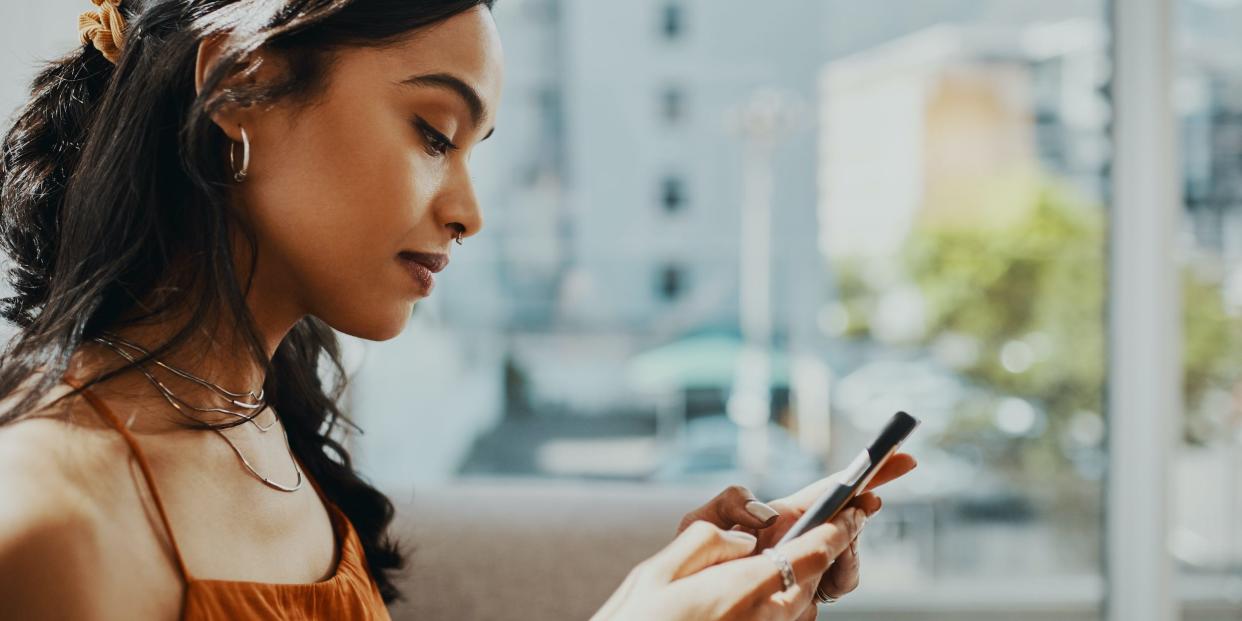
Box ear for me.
[195,34,283,143]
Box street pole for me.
[729,90,805,482]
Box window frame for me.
[1106,1,1181,620]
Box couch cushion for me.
[388,479,711,620]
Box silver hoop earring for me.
[230,125,251,183]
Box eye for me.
[414,117,457,157]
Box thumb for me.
[650,520,759,582]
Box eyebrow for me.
[398,72,495,141]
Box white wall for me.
[0,3,83,121]
[0,2,84,342]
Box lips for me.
[397,251,449,293]
[398,251,449,273]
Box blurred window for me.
[1174,0,1242,609]
[661,3,685,41]
[661,176,686,213]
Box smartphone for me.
[776,411,920,545]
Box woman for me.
[0,1,916,619]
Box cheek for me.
[239,105,441,320]
[264,116,428,239]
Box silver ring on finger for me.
[814,584,839,604]
[762,548,797,592]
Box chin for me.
[322,302,416,343]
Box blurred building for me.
[818,19,1110,262]
[436,0,827,415]
[354,0,829,483]
[1180,44,1242,266]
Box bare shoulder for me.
[0,411,126,497]
[0,457,102,618]
[0,385,130,619]
[0,419,110,618]
[0,379,130,508]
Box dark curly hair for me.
[0,0,494,603]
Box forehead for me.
[331,6,504,121]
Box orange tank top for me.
[63,376,392,621]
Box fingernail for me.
[745,500,780,524]
[724,530,758,546]
[866,496,882,517]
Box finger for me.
[863,453,918,491]
[780,509,866,581]
[678,485,780,534]
[758,492,880,551]
[592,563,642,621]
[769,578,819,621]
[796,603,819,621]
[651,520,759,582]
[849,491,882,517]
[818,538,860,599]
[783,453,917,509]
[746,574,818,621]
[816,495,874,599]
[754,567,825,620]
[782,472,843,510]
[700,507,868,610]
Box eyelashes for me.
[413,116,458,157]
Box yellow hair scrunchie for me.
[78,0,127,64]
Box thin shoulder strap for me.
[293,452,345,533]
[295,452,330,506]
[62,374,193,582]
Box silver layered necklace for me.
[92,332,303,492]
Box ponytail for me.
[1,45,116,328]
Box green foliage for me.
[902,185,1105,492]
[1183,264,1242,439]
[831,180,1242,494]
[905,185,1106,417]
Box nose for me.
[434,161,484,244]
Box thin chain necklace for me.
[94,333,276,431]
[91,335,303,493]
[100,332,269,415]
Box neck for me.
[65,229,313,430]
[69,295,306,432]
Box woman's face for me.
[229,6,503,342]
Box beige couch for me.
[384,481,1123,621]
[388,479,697,620]
[386,481,1242,621]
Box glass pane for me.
[817,1,1109,617]
[347,2,1110,618]
[1174,0,1242,616]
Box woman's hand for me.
[591,507,870,621]
[676,454,918,603]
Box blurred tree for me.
[832,179,1242,496]
[904,183,1105,496]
